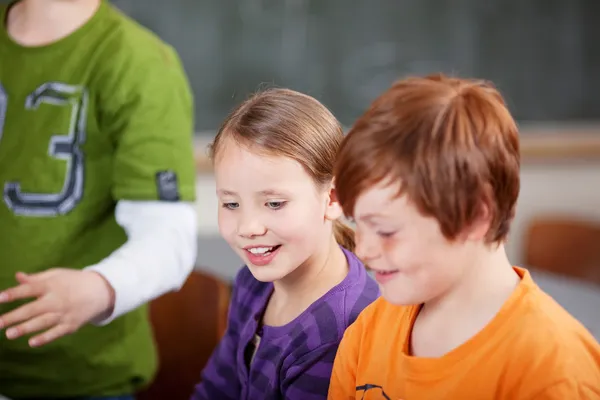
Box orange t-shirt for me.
[328,267,600,400]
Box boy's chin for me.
[380,286,428,306]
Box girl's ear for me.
[324,182,343,221]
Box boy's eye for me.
[266,201,286,210]
[377,231,396,238]
[222,202,239,210]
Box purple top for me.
[191,247,380,400]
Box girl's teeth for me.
[249,247,274,255]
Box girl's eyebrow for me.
[259,189,288,197]
[216,189,237,196]
[216,189,289,197]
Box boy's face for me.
[353,180,473,305]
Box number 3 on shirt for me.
[0,82,87,217]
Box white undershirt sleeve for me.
[85,199,198,325]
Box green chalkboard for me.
[3,0,600,132]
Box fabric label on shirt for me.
[155,170,180,201]
[250,334,261,365]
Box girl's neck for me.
[263,235,348,327]
[6,0,101,46]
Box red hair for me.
[334,74,520,244]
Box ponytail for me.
[333,219,356,252]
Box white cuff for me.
[85,200,197,325]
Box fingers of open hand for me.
[5,312,61,341]
[0,294,78,347]
[0,297,49,330]
[0,281,44,303]
[29,323,75,348]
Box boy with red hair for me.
[329,74,600,399]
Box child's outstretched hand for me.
[0,269,115,347]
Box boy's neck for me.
[264,235,348,326]
[424,243,518,314]
[411,243,519,357]
[6,0,101,46]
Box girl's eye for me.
[222,202,239,210]
[266,201,286,210]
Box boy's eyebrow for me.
[358,213,379,222]
[217,189,236,196]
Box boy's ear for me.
[324,183,344,222]
[464,200,492,242]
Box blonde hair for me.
[210,88,355,251]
